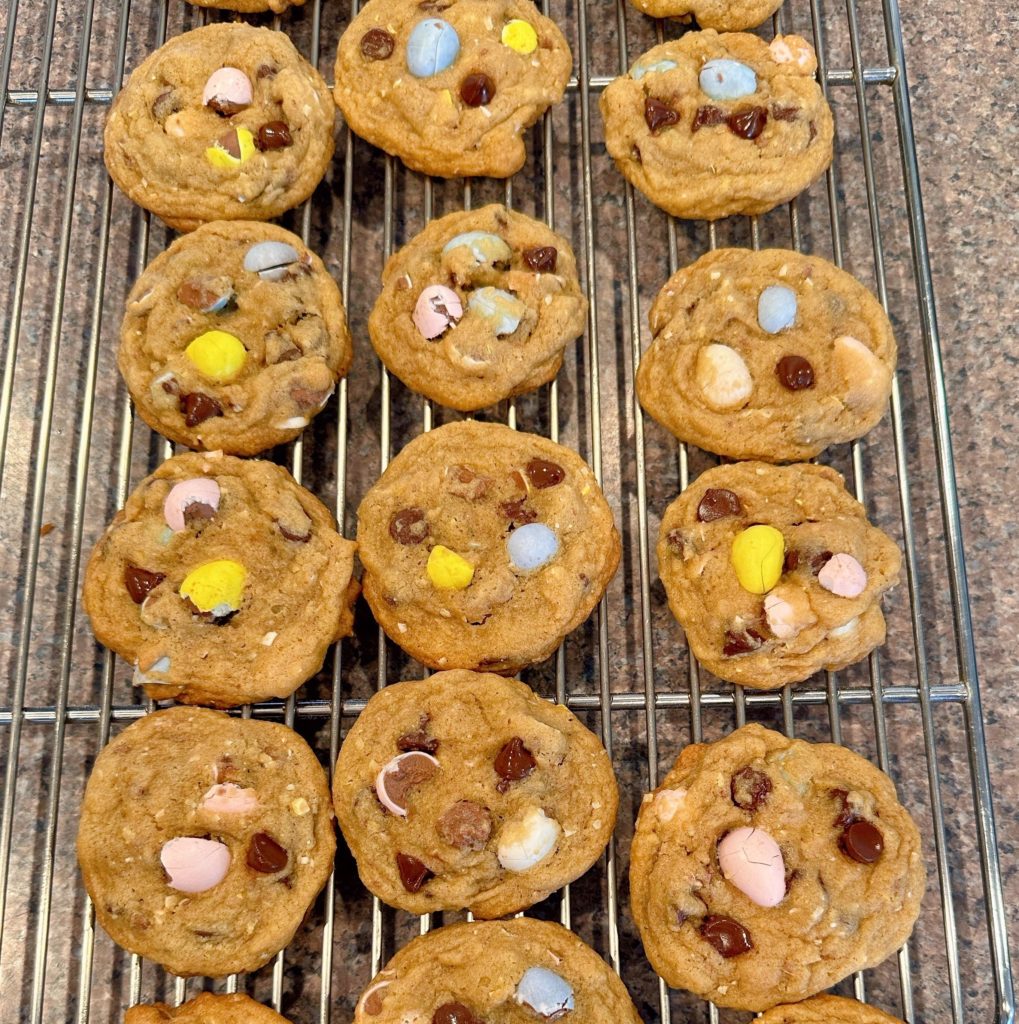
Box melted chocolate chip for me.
[700,914,753,957]
[523,246,558,272]
[460,72,495,107]
[396,852,433,892]
[644,96,680,134]
[247,832,288,873]
[810,550,834,575]
[494,737,536,792]
[207,95,246,118]
[124,565,166,604]
[696,488,742,523]
[772,104,799,121]
[432,1003,483,1024]
[389,507,429,545]
[525,458,565,489]
[730,766,772,811]
[256,121,293,151]
[360,27,395,60]
[183,502,216,528]
[398,717,439,754]
[278,522,312,543]
[151,89,181,121]
[500,497,538,526]
[180,392,223,428]
[776,354,815,390]
[728,106,768,140]
[256,64,278,79]
[437,800,492,850]
[722,626,766,657]
[783,549,800,573]
[665,528,686,556]
[830,788,855,829]
[840,819,884,864]
[692,104,726,131]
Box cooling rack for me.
[0,0,1013,1021]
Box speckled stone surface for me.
[0,1,1015,1023]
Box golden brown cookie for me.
[82,452,358,708]
[356,420,620,674]
[637,248,896,461]
[334,0,572,178]
[656,462,901,689]
[628,0,782,28]
[600,31,833,220]
[77,707,336,978]
[369,204,587,410]
[333,670,617,917]
[630,725,925,1010]
[354,918,644,1024]
[105,24,335,231]
[758,995,907,1024]
[126,993,292,1024]
[120,220,353,456]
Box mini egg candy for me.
[631,58,678,80]
[497,806,560,871]
[406,18,461,78]
[179,559,247,616]
[426,544,474,589]
[695,343,753,410]
[501,19,538,55]
[243,240,301,281]
[177,275,234,314]
[185,330,247,383]
[731,525,785,594]
[164,477,222,531]
[515,968,576,1018]
[205,126,256,169]
[699,58,758,101]
[717,826,786,907]
[817,552,868,598]
[468,286,526,337]
[202,67,252,116]
[160,836,231,893]
[758,284,798,334]
[506,522,559,570]
[442,230,512,266]
[413,285,463,340]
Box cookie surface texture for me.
[120,220,352,456]
[600,30,833,220]
[630,724,925,1010]
[82,452,358,707]
[369,204,587,410]
[637,248,896,460]
[758,995,907,1024]
[628,0,782,28]
[77,707,336,977]
[333,670,617,916]
[186,0,304,12]
[334,0,572,177]
[126,993,293,1024]
[356,420,620,673]
[105,24,335,231]
[657,462,901,689]
[353,918,644,1024]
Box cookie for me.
[82,452,358,708]
[637,248,896,461]
[656,462,901,689]
[600,31,834,220]
[120,221,353,456]
[333,0,572,178]
[105,24,335,232]
[628,0,782,28]
[126,993,292,1024]
[77,707,336,977]
[356,420,620,673]
[758,995,907,1024]
[630,724,925,1010]
[354,918,643,1024]
[333,670,617,917]
[368,204,587,410]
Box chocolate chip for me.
[447,465,491,500]
[291,385,331,409]
[247,832,288,873]
[783,549,800,573]
[829,788,855,828]
[696,488,742,522]
[840,820,884,864]
[523,246,558,273]
[397,721,439,754]
[256,64,278,79]
[432,1003,482,1024]
[722,626,766,657]
[525,458,564,489]
[183,502,216,528]
[207,95,246,118]
[389,507,429,545]
[728,106,768,140]
[151,89,181,121]
[700,914,753,957]
[437,800,492,850]
[494,737,536,791]
[776,355,815,390]
[396,852,433,892]
[460,72,495,107]
[256,120,292,151]
[180,392,223,428]
[772,104,799,121]
[644,96,680,134]
[692,105,726,131]
[124,565,166,604]
[810,550,834,575]
[278,522,311,543]
[809,120,818,143]
[665,528,686,556]
[730,766,772,811]
[360,27,395,60]
[499,497,537,526]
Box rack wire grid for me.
[0,0,1013,1021]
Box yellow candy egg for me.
[426,545,475,590]
[205,127,256,170]
[180,559,247,614]
[184,330,247,383]
[501,19,538,55]
[730,525,785,595]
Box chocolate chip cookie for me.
[630,724,925,1011]
[354,918,643,1024]
[758,995,907,1024]
[369,204,587,410]
[77,706,336,977]
[657,461,901,689]
[627,0,782,28]
[334,670,617,917]
[105,24,335,232]
[82,452,358,708]
[127,994,293,1024]
[637,248,896,461]
[600,31,834,220]
[357,420,620,673]
[334,0,572,178]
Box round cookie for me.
[120,221,353,456]
[630,724,925,1010]
[600,31,834,220]
[105,24,335,232]
[127,994,293,1024]
[628,0,783,28]
[758,995,907,1024]
[356,420,620,674]
[369,204,587,411]
[334,0,572,178]
[82,451,358,708]
[656,461,901,689]
[353,918,643,1024]
[77,707,336,977]
[333,670,617,917]
[637,248,896,461]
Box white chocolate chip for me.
[261,631,278,646]
[498,807,561,871]
[695,344,753,410]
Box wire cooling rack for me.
[0,0,1013,1022]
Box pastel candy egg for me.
[717,826,786,907]
[695,343,753,410]
[243,240,301,281]
[515,967,575,1018]
[699,58,758,100]
[164,477,222,531]
[406,19,460,77]
[202,67,252,116]
[731,525,785,594]
[817,552,868,598]
[375,751,440,817]
[160,836,230,893]
[631,58,678,80]
[506,522,558,570]
[413,285,463,339]
[205,126,256,169]
[442,230,512,265]
[764,585,817,640]
[200,783,259,814]
[426,545,474,589]
[185,330,247,383]
[497,806,561,871]
[179,559,247,615]
[758,284,798,334]
[468,286,526,336]
[833,334,891,410]
[501,19,538,55]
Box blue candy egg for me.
[468,286,526,337]
[442,231,512,265]
[506,523,559,571]
[630,58,678,81]
[515,967,575,1018]
[699,58,758,101]
[406,18,460,78]
[243,241,300,281]
[757,284,798,334]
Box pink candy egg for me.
[163,477,221,532]
[817,552,868,598]
[717,826,785,907]
[200,782,259,815]
[202,67,252,115]
[160,836,231,893]
[413,285,463,340]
